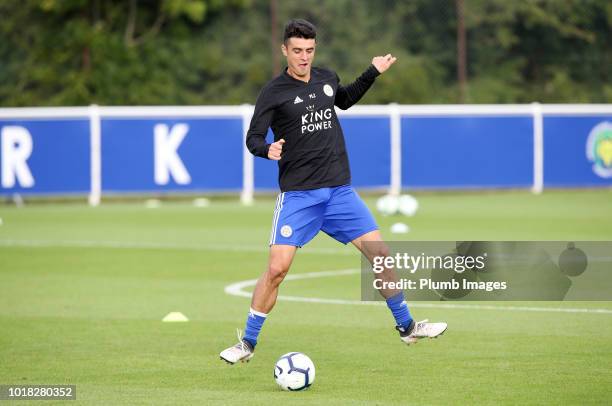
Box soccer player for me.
[220,19,447,364]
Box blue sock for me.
[386,291,413,329]
[243,307,267,349]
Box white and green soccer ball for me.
[274,352,315,391]
[376,194,419,216]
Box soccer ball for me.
[376,194,400,216]
[398,194,419,216]
[376,194,419,216]
[274,352,315,391]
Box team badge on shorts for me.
[280,225,293,238]
[323,84,334,97]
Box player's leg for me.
[350,230,400,299]
[251,244,297,313]
[241,244,296,349]
[319,186,412,328]
[321,185,447,344]
[220,191,325,364]
[352,229,447,344]
[351,230,415,332]
[220,245,296,364]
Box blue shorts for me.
[269,185,379,247]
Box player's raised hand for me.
[371,54,397,74]
[268,139,285,160]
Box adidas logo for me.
[294,96,303,104]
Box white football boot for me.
[220,329,254,364]
[397,319,447,345]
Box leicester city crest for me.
[586,121,612,178]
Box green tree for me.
[0,0,609,106]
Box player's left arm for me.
[335,54,397,110]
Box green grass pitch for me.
[0,190,611,404]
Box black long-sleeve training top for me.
[246,65,380,192]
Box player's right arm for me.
[246,86,282,160]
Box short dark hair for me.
[283,19,316,44]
